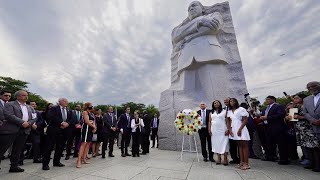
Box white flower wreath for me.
[174,109,202,135]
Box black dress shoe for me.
[151,146,155,148]
[33,159,42,163]
[229,160,240,164]
[53,162,65,167]
[102,155,106,159]
[109,154,115,157]
[210,159,215,162]
[125,153,131,156]
[121,154,126,157]
[261,157,275,162]
[312,168,320,172]
[42,165,50,170]
[203,158,208,162]
[9,167,24,173]
[65,156,70,160]
[141,152,147,155]
[278,160,290,165]
[137,154,140,157]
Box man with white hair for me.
[42,98,73,170]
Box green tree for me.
[68,101,84,110]
[0,76,48,110]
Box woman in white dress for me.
[208,100,229,165]
[227,98,250,170]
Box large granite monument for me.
[159,1,248,150]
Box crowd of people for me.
[0,90,160,172]
[1,81,320,173]
[196,81,320,172]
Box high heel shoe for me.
[81,159,90,164]
[76,161,81,168]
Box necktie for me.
[110,113,113,125]
[202,110,206,127]
[62,107,67,121]
[127,114,130,128]
[77,111,80,122]
[153,118,157,128]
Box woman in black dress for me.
[76,102,96,168]
[92,109,103,157]
[131,111,145,157]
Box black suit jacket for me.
[71,110,83,126]
[118,113,131,133]
[150,117,160,129]
[197,109,211,128]
[102,113,117,134]
[47,105,73,129]
[262,103,287,134]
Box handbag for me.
[92,134,98,141]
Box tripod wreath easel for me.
[174,109,202,162]
[180,134,199,162]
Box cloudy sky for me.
[0,0,319,106]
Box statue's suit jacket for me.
[303,95,320,138]
[172,12,226,75]
[0,100,35,135]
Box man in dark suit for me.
[260,95,289,165]
[29,101,44,163]
[0,90,35,172]
[151,113,160,148]
[303,81,320,172]
[197,102,214,162]
[118,106,132,157]
[142,111,151,154]
[102,107,117,158]
[65,104,82,160]
[42,98,73,170]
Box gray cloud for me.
[0,0,319,106]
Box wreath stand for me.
[180,134,199,162]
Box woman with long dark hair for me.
[208,100,229,165]
[227,98,250,170]
[76,102,96,168]
[131,111,145,157]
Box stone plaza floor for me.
[0,148,319,180]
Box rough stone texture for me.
[159,1,248,151]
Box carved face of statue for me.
[188,1,203,20]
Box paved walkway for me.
[0,148,319,180]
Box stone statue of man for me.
[171,1,228,101]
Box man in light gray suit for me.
[303,81,320,172]
[0,90,35,173]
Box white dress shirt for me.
[131,118,145,132]
[0,99,5,107]
[18,101,29,121]
[314,93,320,107]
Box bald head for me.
[199,102,206,110]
